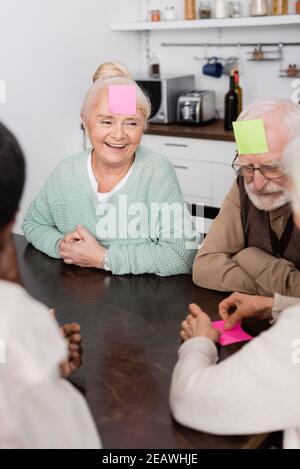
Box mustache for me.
[246,181,284,195]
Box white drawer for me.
[169,157,212,201]
[142,134,235,165]
[142,134,207,161]
[212,163,235,202]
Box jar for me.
[184,0,197,20]
[150,9,161,21]
[164,6,177,21]
[250,0,268,15]
[287,64,299,77]
[215,0,227,18]
[271,0,288,14]
[149,54,160,78]
[228,0,243,17]
[199,1,212,18]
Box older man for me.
[193,99,300,296]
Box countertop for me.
[146,119,235,142]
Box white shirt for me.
[170,304,300,449]
[87,151,134,203]
[0,280,101,449]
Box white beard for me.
[245,180,291,211]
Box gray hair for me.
[238,98,300,139]
[283,136,300,214]
[81,76,151,127]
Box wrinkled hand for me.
[181,303,220,344]
[50,309,83,378]
[218,292,274,331]
[59,225,106,268]
[62,229,83,244]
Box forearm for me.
[108,241,196,276]
[235,247,300,296]
[170,319,300,435]
[22,219,63,259]
[272,293,300,321]
[192,252,257,294]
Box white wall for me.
[0,0,141,233]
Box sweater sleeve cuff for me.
[178,336,218,364]
[272,293,300,322]
[234,247,276,280]
[55,236,64,257]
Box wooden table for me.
[14,234,269,449]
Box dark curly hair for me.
[0,122,25,229]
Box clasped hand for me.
[59,225,106,269]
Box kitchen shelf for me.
[279,71,300,77]
[111,15,300,32]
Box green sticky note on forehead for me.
[232,119,269,155]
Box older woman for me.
[22,61,197,276]
[170,135,300,449]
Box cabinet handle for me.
[165,143,188,148]
[173,164,188,170]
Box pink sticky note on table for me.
[212,320,253,346]
[108,85,136,115]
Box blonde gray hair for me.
[238,98,300,139]
[82,61,151,126]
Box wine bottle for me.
[224,74,238,131]
[234,70,243,116]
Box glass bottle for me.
[184,0,197,19]
[215,0,228,18]
[224,74,238,130]
[250,0,268,15]
[199,1,212,18]
[271,0,288,14]
[228,0,243,17]
[233,70,243,116]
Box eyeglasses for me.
[231,152,286,181]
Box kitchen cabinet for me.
[142,133,236,208]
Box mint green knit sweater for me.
[22,146,197,276]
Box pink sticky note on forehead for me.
[212,320,253,346]
[108,85,136,115]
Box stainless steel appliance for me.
[135,75,195,124]
[177,90,216,124]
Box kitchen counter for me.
[146,119,235,142]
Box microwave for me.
[135,75,195,124]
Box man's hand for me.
[218,292,274,331]
[180,303,220,344]
[59,225,106,268]
[50,309,83,378]
[60,322,83,378]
